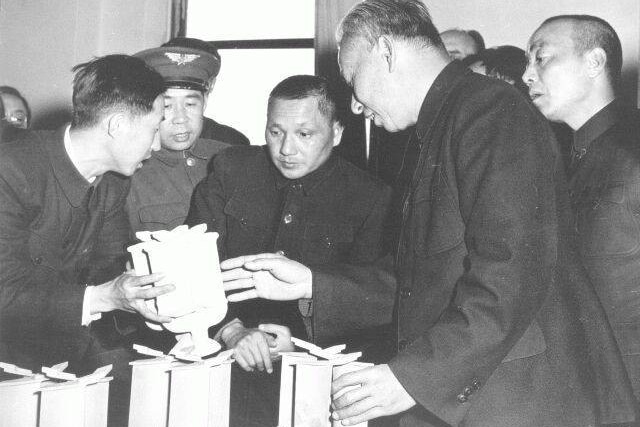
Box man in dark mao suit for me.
[220,1,638,426]
[0,55,175,426]
[524,15,640,404]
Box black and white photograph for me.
[0,1,639,426]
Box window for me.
[187,0,315,145]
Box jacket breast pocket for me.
[28,231,62,275]
[410,194,465,258]
[223,196,271,248]
[576,183,640,257]
[303,222,354,264]
[138,202,188,231]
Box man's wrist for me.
[81,286,102,326]
[219,319,245,345]
[90,280,115,315]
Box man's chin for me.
[276,165,306,180]
[162,139,196,151]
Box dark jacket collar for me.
[272,147,339,195]
[573,100,621,153]
[415,60,471,140]
[45,125,93,208]
[153,138,216,166]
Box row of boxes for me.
[0,362,112,427]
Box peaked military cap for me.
[134,46,220,92]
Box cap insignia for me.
[165,52,200,66]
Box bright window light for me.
[206,48,315,145]
[187,0,315,145]
[188,0,314,41]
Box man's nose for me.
[172,105,188,123]
[522,63,536,86]
[280,133,297,156]
[351,95,364,115]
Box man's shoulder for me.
[0,130,54,175]
[196,137,230,156]
[458,73,530,109]
[334,155,390,194]
[201,117,250,146]
[444,73,549,138]
[215,144,266,167]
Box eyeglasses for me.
[3,111,28,128]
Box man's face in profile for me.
[160,88,205,151]
[265,96,342,180]
[111,96,164,176]
[338,39,412,133]
[524,20,592,126]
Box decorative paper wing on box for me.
[127,224,227,357]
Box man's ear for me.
[377,35,395,73]
[585,47,607,78]
[332,121,345,147]
[106,112,126,139]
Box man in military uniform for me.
[524,14,640,403]
[127,44,230,233]
[162,37,250,146]
[187,75,392,427]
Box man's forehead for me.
[528,20,574,51]
[0,93,26,110]
[163,87,204,99]
[268,97,329,124]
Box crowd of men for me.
[1,1,639,426]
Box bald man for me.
[524,14,640,402]
[440,28,484,60]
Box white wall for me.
[427,0,640,106]
[0,0,172,128]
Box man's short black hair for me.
[542,15,622,84]
[483,45,528,94]
[268,75,344,125]
[71,54,165,129]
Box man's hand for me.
[221,253,312,302]
[259,323,294,355]
[222,322,285,373]
[331,364,416,425]
[92,271,175,323]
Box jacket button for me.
[463,386,473,396]
[472,379,481,390]
[240,218,247,226]
[292,183,302,191]
[398,339,408,351]
[283,213,293,224]
[456,393,468,404]
[323,236,332,247]
[185,157,196,167]
[400,287,412,298]
[33,256,43,265]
